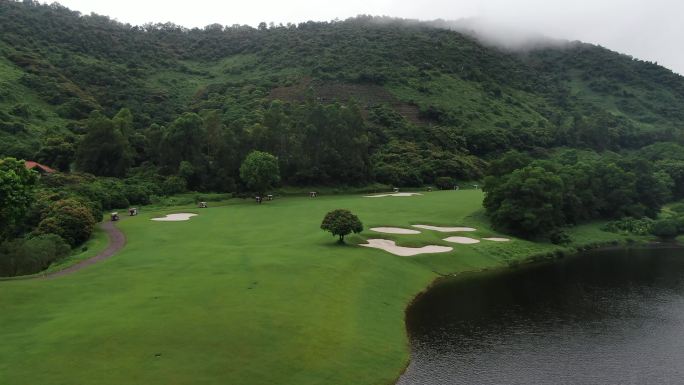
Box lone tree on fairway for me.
[321,209,363,243]
[240,151,280,196]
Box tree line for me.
[483,148,683,242]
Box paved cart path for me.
[44,220,126,279]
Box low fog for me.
[430,18,568,51]
[52,0,684,74]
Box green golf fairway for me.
[0,191,622,385]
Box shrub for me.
[670,203,684,214]
[549,229,571,245]
[602,217,654,235]
[124,183,152,205]
[0,234,70,277]
[651,219,679,239]
[107,191,130,209]
[162,176,187,195]
[36,198,96,247]
[435,176,455,190]
[675,216,684,233]
[373,163,423,187]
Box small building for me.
[24,161,56,174]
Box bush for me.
[602,217,654,235]
[652,219,679,239]
[124,183,152,205]
[0,234,70,277]
[675,216,684,233]
[670,203,684,215]
[35,198,96,247]
[162,176,187,195]
[435,176,455,190]
[107,191,130,209]
[549,229,571,245]
[373,163,423,187]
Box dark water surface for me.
[398,247,684,385]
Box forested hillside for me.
[1,0,683,186]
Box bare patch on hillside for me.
[269,78,424,124]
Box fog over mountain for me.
[429,18,567,51]
[49,0,684,75]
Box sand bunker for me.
[151,213,197,222]
[412,225,477,232]
[370,227,421,235]
[483,237,511,242]
[443,236,480,244]
[364,193,423,198]
[360,239,453,257]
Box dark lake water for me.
[398,246,684,385]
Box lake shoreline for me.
[392,236,675,384]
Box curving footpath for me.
[43,220,126,279]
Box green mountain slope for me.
[0,0,683,185]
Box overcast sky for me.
[51,0,684,74]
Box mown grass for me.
[0,191,632,385]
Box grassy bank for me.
[0,191,633,385]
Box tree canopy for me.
[484,166,565,238]
[320,209,364,243]
[0,157,38,239]
[483,150,677,240]
[75,112,132,177]
[239,151,280,195]
[2,1,684,191]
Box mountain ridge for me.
[1,0,683,187]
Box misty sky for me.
[52,0,684,75]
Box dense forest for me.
[1,0,684,275]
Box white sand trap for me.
[360,239,452,257]
[151,213,197,222]
[443,236,480,244]
[364,193,423,198]
[483,237,511,242]
[370,227,421,235]
[412,224,477,232]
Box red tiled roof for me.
[25,160,56,173]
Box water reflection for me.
[398,247,684,385]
